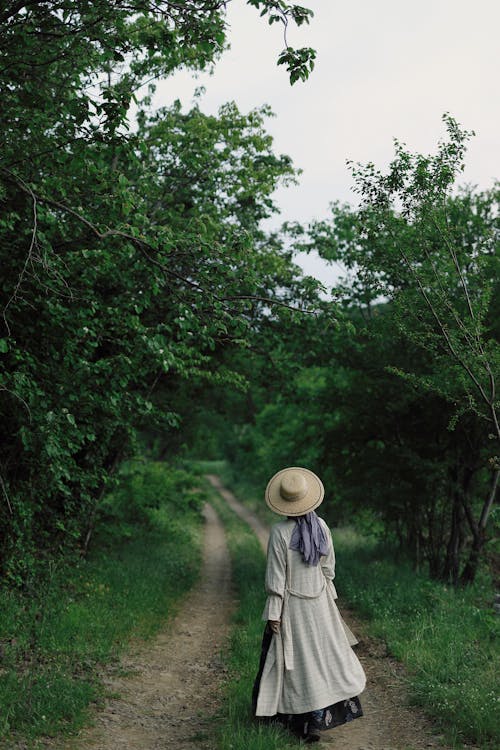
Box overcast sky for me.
[151,0,499,283]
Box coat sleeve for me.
[262,525,287,621]
[320,522,336,581]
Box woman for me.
[252,467,366,744]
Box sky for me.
[150,0,499,284]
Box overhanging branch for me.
[1,168,320,325]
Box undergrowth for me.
[0,461,204,748]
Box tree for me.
[0,1,319,581]
[304,117,499,583]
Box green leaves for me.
[299,118,499,584]
[0,0,318,580]
[278,45,316,84]
[246,0,316,84]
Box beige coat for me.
[255,517,366,716]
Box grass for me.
[206,481,300,750]
[333,527,500,748]
[0,461,204,748]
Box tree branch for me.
[1,168,320,323]
[479,468,499,532]
[2,171,38,336]
[0,471,13,516]
[396,244,493,412]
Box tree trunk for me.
[81,449,123,557]
[459,530,485,586]
[442,491,462,585]
[460,469,499,585]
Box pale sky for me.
[151,0,499,284]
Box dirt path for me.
[64,503,233,750]
[57,478,452,750]
[205,474,269,551]
[206,475,451,750]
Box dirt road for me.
[62,478,451,750]
[64,503,233,750]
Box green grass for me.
[333,527,499,748]
[206,482,300,750]
[0,461,204,748]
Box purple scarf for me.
[289,511,329,566]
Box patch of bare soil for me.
[62,503,233,750]
[206,475,452,750]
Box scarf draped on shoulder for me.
[289,510,329,566]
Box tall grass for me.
[0,461,204,748]
[333,528,499,747]
[206,483,299,750]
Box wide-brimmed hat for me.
[265,467,324,516]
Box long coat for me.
[255,516,366,716]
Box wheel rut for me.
[63,502,233,750]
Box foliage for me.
[97,458,206,537]
[199,121,498,585]
[0,1,315,94]
[247,0,316,84]
[302,117,499,583]
[0,460,204,745]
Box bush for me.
[96,460,205,540]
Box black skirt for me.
[252,624,363,734]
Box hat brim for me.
[265,467,324,516]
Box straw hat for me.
[265,467,324,516]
